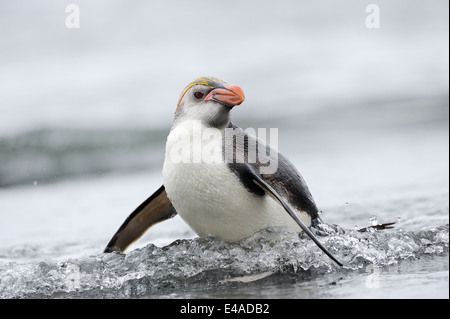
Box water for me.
[0,0,449,299]
[0,112,448,298]
[0,223,448,298]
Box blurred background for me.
[0,0,448,251]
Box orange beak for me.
[204,84,245,107]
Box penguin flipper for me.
[104,185,177,253]
[248,168,343,267]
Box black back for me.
[224,123,320,223]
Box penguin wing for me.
[225,124,341,266]
[104,185,177,253]
[248,166,342,267]
[226,123,320,222]
[260,151,320,222]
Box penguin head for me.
[174,77,245,128]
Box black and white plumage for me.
[105,77,342,266]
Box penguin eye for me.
[194,92,204,99]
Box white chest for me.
[162,121,308,241]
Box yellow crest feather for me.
[176,77,226,109]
